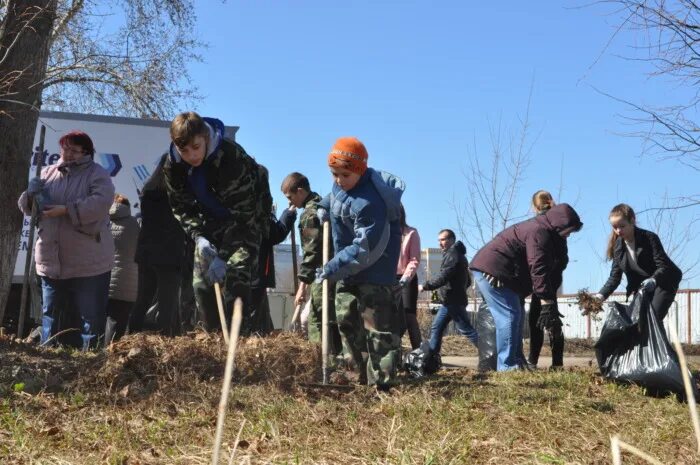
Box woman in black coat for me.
[596,204,682,321]
[128,155,187,336]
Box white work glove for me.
[196,236,218,264]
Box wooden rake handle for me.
[214,282,230,346]
[211,297,244,465]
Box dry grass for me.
[1,332,700,464]
[77,331,321,400]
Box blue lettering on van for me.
[31,148,60,166]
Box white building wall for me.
[268,245,700,343]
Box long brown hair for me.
[606,203,636,260]
[399,204,410,235]
[531,190,555,214]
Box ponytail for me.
[531,190,555,214]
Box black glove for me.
[536,302,563,331]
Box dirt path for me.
[441,354,700,369]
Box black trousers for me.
[129,263,181,336]
[395,275,421,350]
[249,287,274,335]
[650,285,679,321]
[527,296,564,367]
[106,298,133,344]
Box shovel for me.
[289,303,303,332]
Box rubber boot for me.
[549,326,565,368]
[104,317,118,347]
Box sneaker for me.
[523,362,536,371]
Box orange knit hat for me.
[327,137,368,175]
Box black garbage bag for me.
[477,300,497,372]
[595,291,689,397]
[403,341,441,378]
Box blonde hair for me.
[114,193,130,206]
[531,190,555,214]
[606,203,636,260]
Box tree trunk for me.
[0,0,57,330]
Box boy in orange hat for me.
[316,137,405,389]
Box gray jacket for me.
[18,156,115,279]
[108,202,140,302]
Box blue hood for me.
[168,117,225,164]
[368,168,405,220]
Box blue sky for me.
[186,1,699,293]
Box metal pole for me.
[290,223,299,295]
[587,314,591,340]
[426,248,431,308]
[674,300,680,342]
[688,290,693,345]
[18,126,46,338]
[321,221,330,385]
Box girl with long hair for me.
[596,204,682,321]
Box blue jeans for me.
[473,271,525,371]
[429,304,479,355]
[40,271,110,350]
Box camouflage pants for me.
[335,281,402,386]
[307,282,342,355]
[192,245,254,334]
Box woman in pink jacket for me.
[396,205,422,349]
[19,131,115,350]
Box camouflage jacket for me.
[298,192,329,284]
[163,135,262,288]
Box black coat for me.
[599,227,682,299]
[470,203,581,299]
[253,208,296,289]
[422,240,471,305]
[135,188,186,267]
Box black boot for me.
[405,314,422,350]
[550,326,564,368]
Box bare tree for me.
[594,1,700,169]
[0,0,58,329]
[452,86,539,251]
[640,193,700,281]
[0,0,203,328]
[42,0,202,117]
[589,1,700,278]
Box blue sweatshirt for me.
[319,168,405,286]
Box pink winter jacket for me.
[396,226,421,282]
[18,156,115,280]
